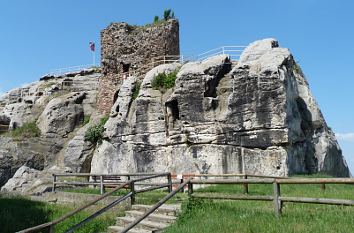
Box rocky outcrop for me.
[63,123,95,173]
[0,166,41,193]
[0,38,350,196]
[37,92,86,137]
[91,39,349,177]
[0,71,101,189]
[0,137,46,187]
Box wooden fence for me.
[189,177,354,217]
[18,173,354,232]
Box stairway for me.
[108,204,181,233]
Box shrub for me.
[163,9,173,21]
[153,15,159,23]
[84,116,109,145]
[10,121,41,139]
[151,70,178,93]
[132,81,141,100]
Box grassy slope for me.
[165,180,354,233]
[0,197,116,233]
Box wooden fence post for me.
[52,174,56,192]
[273,179,282,217]
[321,183,326,191]
[180,178,184,193]
[100,175,104,195]
[188,182,193,197]
[167,173,173,193]
[130,181,136,205]
[243,175,249,194]
[93,175,97,189]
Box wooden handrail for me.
[121,178,192,233]
[53,172,169,177]
[16,182,130,233]
[17,173,171,233]
[276,178,354,184]
[191,178,275,184]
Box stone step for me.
[131,204,181,216]
[107,225,151,233]
[125,210,176,224]
[116,216,168,231]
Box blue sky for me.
[0,0,353,171]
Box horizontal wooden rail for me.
[53,172,169,177]
[192,193,274,201]
[191,178,275,184]
[277,178,354,184]
[280,196,354,206]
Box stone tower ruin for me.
[97,19,180,114]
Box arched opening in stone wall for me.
[166,99,180,121]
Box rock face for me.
[0,166,41,193]
[0,71,101,189]
[37,92,86,137]
[91,39,349,177]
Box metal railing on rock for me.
[44,45,246,77]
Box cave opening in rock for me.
[122,63,130,73]
[166,99,180,121]
[113,90,119,104]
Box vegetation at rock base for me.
[84,116,109,145]
[0,196,116,233]
[9,121,41,139]
[151,70,178,93]
[132,80,142,99]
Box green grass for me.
[82,115,91,125]
[8,121,41,139]
[165,176,354,233]
[61,187,186,205]
[0,196,116,233]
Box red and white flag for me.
[89,42,95,52]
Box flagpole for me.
[93,50,95,66]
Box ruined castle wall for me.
[97,19,180,114]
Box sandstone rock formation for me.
[91,39,349,177]
[0,71,101,189]
[0,38,350,196]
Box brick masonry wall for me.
[97,19,180,114]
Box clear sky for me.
[0,0,353,172]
